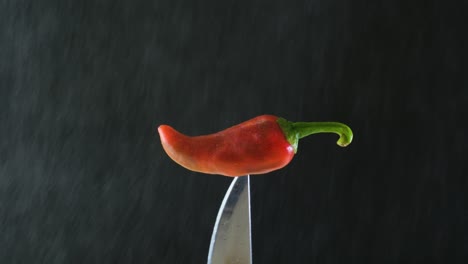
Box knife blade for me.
[207,175,252,264]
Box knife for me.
[207,175,252,264]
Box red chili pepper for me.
[158,115,353,177]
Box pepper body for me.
[158,115,294,177]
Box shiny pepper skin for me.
[158,115,294,177]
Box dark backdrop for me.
[1,0,467,263]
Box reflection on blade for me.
[207,176,252,264]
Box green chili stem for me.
[277,118,353,153]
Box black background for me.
[1,0,467,263]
